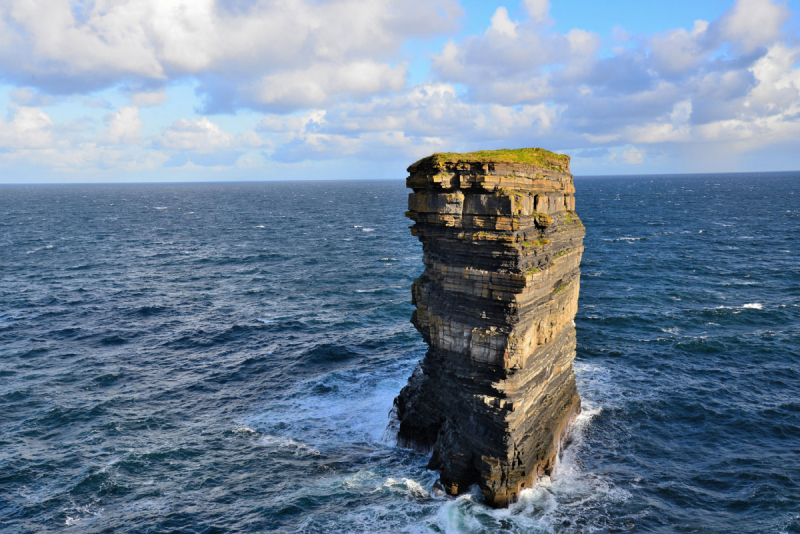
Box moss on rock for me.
[414,147,570,171]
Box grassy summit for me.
[427,148,569,169]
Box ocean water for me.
[1,173,798,533]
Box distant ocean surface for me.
[1,173,799,533]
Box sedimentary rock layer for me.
[394,148,585,507]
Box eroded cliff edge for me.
[393,148,585,507]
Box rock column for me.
[394,148,585,507]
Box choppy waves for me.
[1,175,800,533]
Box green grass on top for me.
[428,148,569,169]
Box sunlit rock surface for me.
[394,148,585,507]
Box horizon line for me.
[1,168,798,186]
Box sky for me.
[0,0,799,182]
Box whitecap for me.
[255,225,265,228]
[233,424,257,435]
[153,206,168,210]
[602,236,645,242]
[356,288,382,293]
[362,228,375,232]
[260,435,320,456]
[743,303,763,310]
[378,477,430,500]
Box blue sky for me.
[0,0,798,182]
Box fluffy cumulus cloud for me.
[422,0,799,170]
[0,0,798,178]
[153,116,266,167]
[0,0,460,110]
[104,107,143,144]
[0,107,55,149]
[265,0,799,171]
[0,105,169,172]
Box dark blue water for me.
[1,174,798,533]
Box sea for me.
[1,172,798,533]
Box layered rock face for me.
[394,148,585,507]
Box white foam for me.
[362,228,375,232]
[260,435,320,456]
[428,365,622,531]
[603,236,645,242]
[379,477,430,499]
[63,505,101,526]
[243,356,619,532]
[153,206,168,210]
[233,424,257,435]
[743,303,763,310]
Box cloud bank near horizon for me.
[0,0,799,181]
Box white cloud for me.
[104,107,143,144]
[130,90,168,107]
[670,100,693,124]
[489,7,517,38]
[258,110,327,133]
[430,8,601,105]
[237,130,264,149]
[650,20,711,76]
[0,1,165,81]
[157,117,234,152]
[0,107,55,149]
[258,82,567,164]
[522,0,551,25]
[621,146,644,164]
[715,0,790,53]
[247,60,408,110]
[0,0,460,110]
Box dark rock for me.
[394,147,585,507]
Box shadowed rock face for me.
[394,148,585,508]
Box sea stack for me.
[394,148,585,507]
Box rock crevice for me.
[394,148,585,507]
